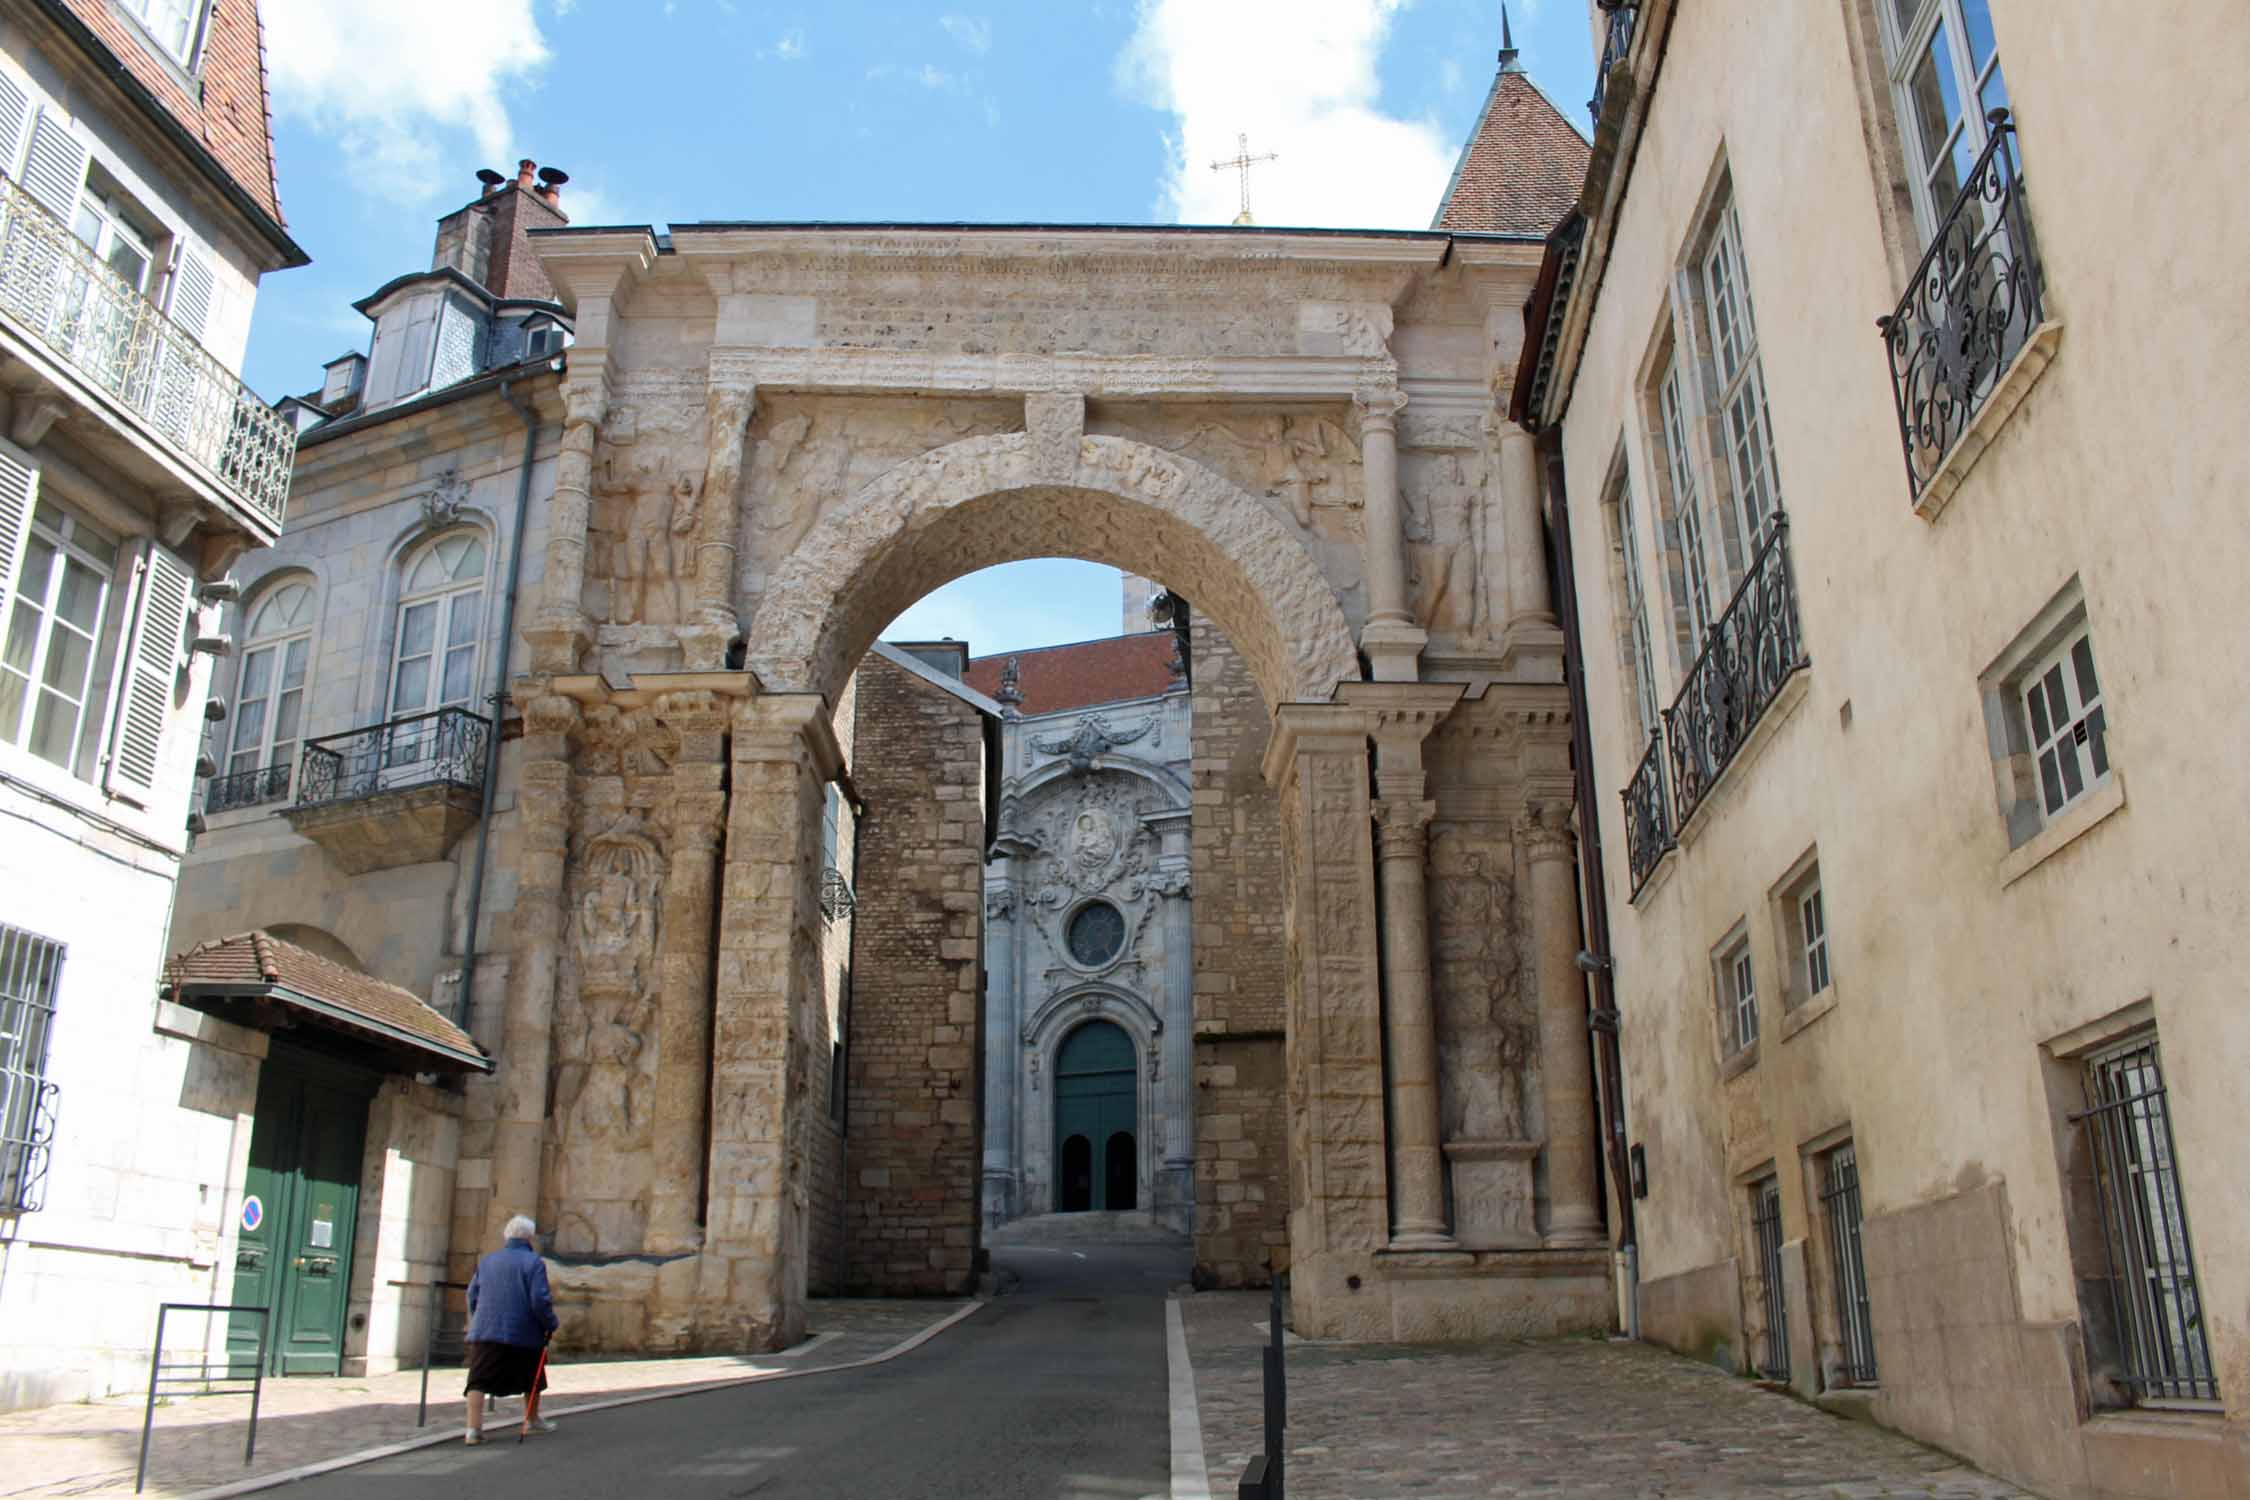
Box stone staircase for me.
[986,1210,1189,1246]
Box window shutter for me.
[168,245,215,339]
[104,541,193,805]
[0,443,35,607]
[0,70,30,179]
[19,108,89,221]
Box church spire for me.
[1498,3,1523,72]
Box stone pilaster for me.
[1500,423,1555,628]
[1152,806,1195,1231]
[488,689,578,1245]
[1522,797,1603,1247]
[527,372,607,675]
[980,868,1020,1229]
[646,690,729,1255]
[686,373,756,669]
[1355,386,1428,681]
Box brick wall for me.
[486,183,565,302]
[1188,615,1290,1286]
[839,655,985,1294]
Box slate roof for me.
[1432,68,1592,235]
[165,931,488,1070]
[964,632,1178,718]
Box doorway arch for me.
[1054,1020,1137,1213]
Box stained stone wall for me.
[842,654,986,1295]
[1187,615,1290,1285]
[806,673,858,1296]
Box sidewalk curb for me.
[171,1302,987,1500]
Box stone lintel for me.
[733,691,847,782]
[1261,701,1373,788]
[545,669,757,711]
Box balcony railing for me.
[0,1078,57,1215]
[295,707,491,809]
[1662,518,1808,828]
[203,762,292,815]
[1620,732,1673,895]
[1877,111,2043,502]
[1587,2,1637,126]
[820,866,857,924]
[0,171,296,530]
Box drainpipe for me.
[1538,422,1640,1334]
[454,372,546,1026]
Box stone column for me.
[488,689,577,1245]
[527,372,607,675]
[1523,797,1603,1247]
[686,376,756,669]
[980,862,1020,1229]
[1356,387,1427,681]
[1500,423,1555,629]
[1152,807,1195,1231]
[646,690,730,1254]
[697,692,838,1350]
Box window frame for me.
[0,499,121,779]
[387,530,488,724]
[116,0,214,72]
[227,580,315,789]
[1713,922,1758,1057]
[1819,1140,1880,1386]
[1657,354,1717,658]
[1697,200,1782,556]
[1606,461,1663,744]
[2019,625,2108,826]
[1878,0,2010,246]
[1749,1174,1790,1379]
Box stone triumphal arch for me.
[480,224,1610,1350]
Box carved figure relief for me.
[1427,826,1535,1142]
[1405,451,1482,636]
[572,820,666,994]
[1256,414,1359,530]
[609,471,702,625]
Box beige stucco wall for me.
[1552,1,2250,1491]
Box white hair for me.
[503,1214,537,1242]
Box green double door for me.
[228,1047,376,1375]
[1055,1021,1138,1213]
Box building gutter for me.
[453,369,548,1026]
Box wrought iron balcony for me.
[203,762,292,815]
[1878,111,2044,503]
[1662,518,1808,828]
[1587,2,1637,125]
[0,170,296,531]
[295,707,492,809]
[820,866,857,924]
[1620,733,1673,895]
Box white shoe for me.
[525,1417,557,1434]
[464,1429,484,1446]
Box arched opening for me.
[1054,1020,1136,1214]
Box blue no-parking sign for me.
[241,1195,263,1233]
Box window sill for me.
[1628,843,1679,908]
[1778,985,1840,1043]
[1913,319,2064,523]
[1999,772,2125,889]
[1719,1042,1759,1082]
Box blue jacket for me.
[466,1238,559,1348]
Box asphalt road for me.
[286,1239,1187,1500]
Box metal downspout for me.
[454,373,545,1025]
[1538,423,1640,1333]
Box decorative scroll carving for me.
[1031,712,1155,773]
[419,466,469,531]
[1023,391,1086,482]
[985,887,1017,922]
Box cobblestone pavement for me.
[1180,1293,2042,1499]
[0,1298,973,1500]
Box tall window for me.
[1700,200,1782,554]
[2022,627,2108,823]
[1613,476,1662,743]
[1821,1142,1879,1385]
[1751,1176,1789,1379]
[0,499,118,778]
[1715,925,1757,1056]
[70,187,154,295]
[0,921,64,1214]
[1882,0,2010,240]
[390,531,485,721]
[1658,359,1715,655]
[225,582,313,797]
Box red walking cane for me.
[519,1340,551,1445]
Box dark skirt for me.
[463,1340,549,1397]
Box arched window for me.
[226,581,313,794]
[390,531,486,721]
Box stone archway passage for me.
[1055,1020,1136,1213]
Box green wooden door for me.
[227,1049,374,1375]
[1055,1021,1137,1212]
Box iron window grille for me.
[2073,1035,2218,1404]
[1752,1178,1789,1379]
[0,922,64,1214]
[1821,1143,1878,1385]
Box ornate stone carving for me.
[1427,826,1534,1143]
[573,817,667,995]
[609,470,703,625]
[1023,391,1086,482]
[1404,451,1483,636]
[996,655,1023,718]
[418,466,470,532]
[1257,413,1360,530]
[985,887,1017,922]
[1517,797,1576,861]
[1031,712,1155,774]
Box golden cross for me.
[1209,132,1278,224]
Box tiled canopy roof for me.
[165,931,488,1072]
[1432,69,1591,235]
[965,632,1178,718]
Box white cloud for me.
[1117,0,1456,229]
[263,0,551,207]
[940,14,992,54]
[775,28,808,60]
[919,63,954,89]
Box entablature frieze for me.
[687,348,1399,403]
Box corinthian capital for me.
[1371,797,1436,861]
[1516,797,1577,861]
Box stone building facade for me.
[0,0,307,1409]
[1521,1,2249,1495]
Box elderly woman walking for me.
[463,1214,560,1445]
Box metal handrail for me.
[295,705,493,809]
[1619,732,1672,896]
[389,1277,471,1426]
[1661,517,1808,827]
[819,865,857,924]
[1587,2,1637,126]
[203,762,292,815]
[0,171,295,529]
[137,1303,269,1493]
[1877,111,2044,501]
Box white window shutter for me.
[168,245,215,339]
[0,443,37,603]
[104,540,193,805]
[19,108,89,221]
[0,70,31,180]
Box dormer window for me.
[119,0,211,69]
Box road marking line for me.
[1166,1297,1212,1500]
[1072,1251,1088,1260]
[170,1302,988,1500]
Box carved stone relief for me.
[1403,450,1486,638]
[1426,824,1535,1144]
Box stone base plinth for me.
[1443,1138,1541,1250]
[1290,1244,1612,1344]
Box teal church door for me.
[1054,1020,1137,1212]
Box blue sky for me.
[253,0,1596,652]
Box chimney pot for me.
[476,167,505,198]
[516,159,537,190]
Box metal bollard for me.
[1237,1272,1287,1499]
